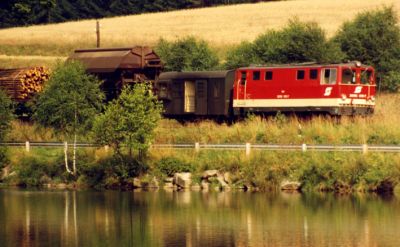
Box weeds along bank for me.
[2,93,400,193]
[2,147,400,194]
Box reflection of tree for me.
[0,190,400,246]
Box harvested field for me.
[0,0,398,56]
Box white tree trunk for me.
[72,133,77,175]
[64,141,72,174]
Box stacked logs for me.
[0,67,50,102]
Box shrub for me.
[224,41,260,69]
[155,37,219,71]
[380,71,400,93]
[253,19,344,64]
[80,154,148,186]
[156,157,194,177]
[334,6,400,88]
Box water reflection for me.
[0,189,399,247]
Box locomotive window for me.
[321,68,337,84]
[265,71,273,80]
[342,68,356,84]
[361,69,372,85]
[310,69,318,79]
[253,71,260,80]
[297,70,305,80]
[240,71,247,85]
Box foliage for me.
[156,37,219,71]
[224,19,344,68]
[80,154,148,187]
[253,19,344,64]
[380,71,400,93]
[156,157,194,177]
[34,61,104,134]
[0,90,13,167]
[224,41,260,69]
[93,83,162,158]
[334,7,400,81]
[0,90,13,141]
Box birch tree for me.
[34,61,104,175]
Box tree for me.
[334,6,400,89]
[0,90,13,168]
[224,41,261,69]
[93,83,162,160]
[34,61,104,175]
[253,19,344,64]
[155,37,219,71]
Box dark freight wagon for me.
[69,46,163,100]
[156,71,235,117]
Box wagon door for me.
[184,81,195,113]
[195,80,207,115]
[235,71,247,104]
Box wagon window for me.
[321,68,337,84]
[310,69,318,80]
[253,71,260,80]
[342,68,356,84]
[297,70,305,80]
[265,71,273,80]
[240,71,247,85]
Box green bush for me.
[80,154,148,186]
[155,37,219,71]
[380,71,400,93]
[253,19,344,64]
[13,155,61,186]
[334,6,400,88]
[224,41,260,69]
[156,157,194,177]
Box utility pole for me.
[96,20,100,48]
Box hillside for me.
[0,0,399,60]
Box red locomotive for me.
[233,62,375,115]
[156,61,377,117]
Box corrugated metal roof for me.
[68,46,162,73]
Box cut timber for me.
[0,67,50,102]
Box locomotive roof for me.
[159,70,233,80]
[240,62,373,70]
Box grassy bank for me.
[2,93,400,193]
[0,0,398,57]
[3,146,400,193]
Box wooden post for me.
[362,144,368,155]
[245,143,251,156]
[96,20,100,48]
[25,141,30,152]
[195,142,200,152]
[302,143,307,152]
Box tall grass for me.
[154,94,400,145]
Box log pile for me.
[0,67,50,102]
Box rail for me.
[1,142,400,154]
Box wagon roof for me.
[240,62,373,70]
[159,70,233,80]
[68,46,162,73]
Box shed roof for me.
[68,46,162,73]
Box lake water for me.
[0,189,399,247]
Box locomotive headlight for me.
[370,96,375,102]
[341,94,347,101]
